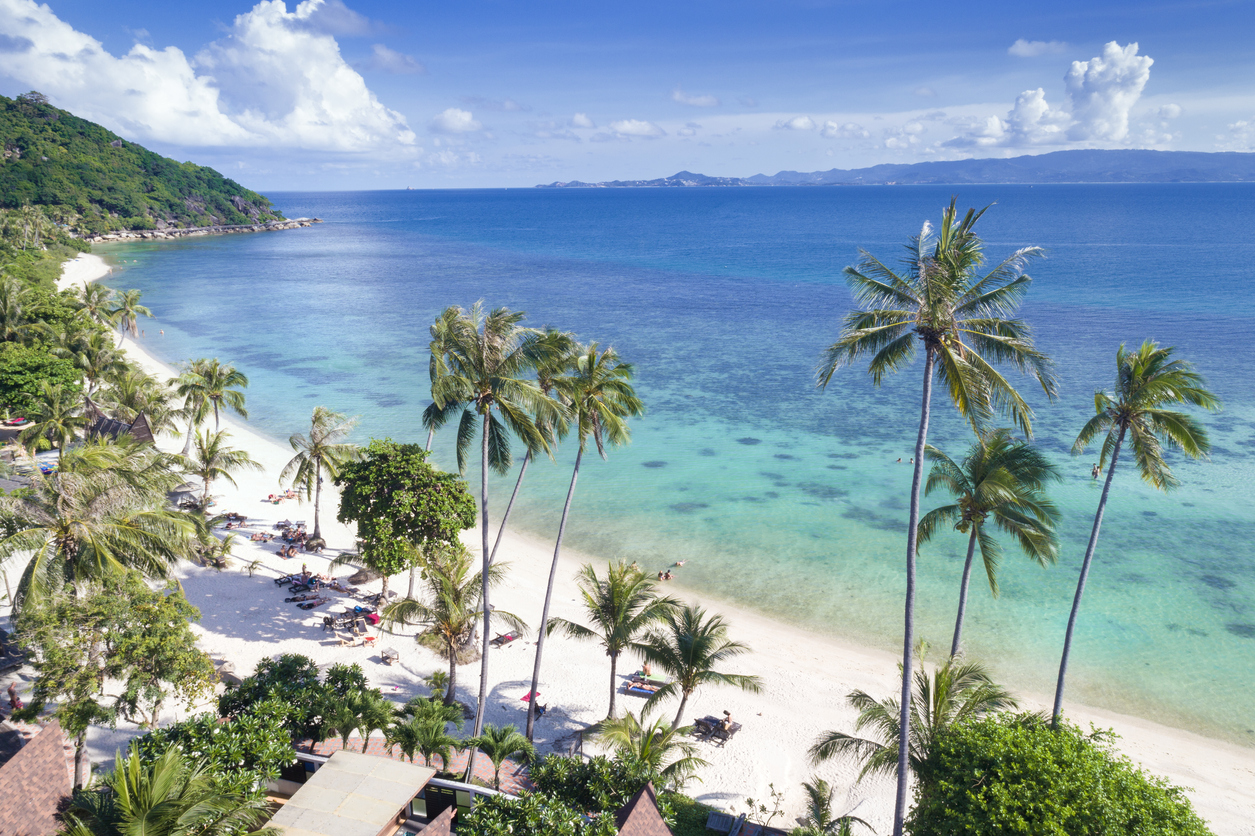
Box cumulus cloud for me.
[1218,118,1255,151]
[461,95,529,112]
[1157,103,1182,119]
[429,108,482,134]
[570,112,596,128]
[820,121,869,139]
[363,44,424,75]
[774,115,815,131]
[677,122,700,137]
[0,0,416,152]
[608,119,665,138]
[296,0,380,35]
[672,87,720,107]
[1008,39,1068,58]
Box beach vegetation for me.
[17,380,87,458]
[588,709,707,790]
[459,791,618,836]
[468,723,536,790]
[790,777,873,835]
[0,341,81,417]
[546,560,679,718]
[907,714,1215,835]
[281,406,361,541]
[98,366,181,435]
[218,653,325,740]
[529,753,678,823]
[917,429,1061,656]
[816,199,1056,836]
[110,288,152,347]
[388,705,463,768]
[185,428,263,507]
[1053,341,1218,726]
[176,358,249,433]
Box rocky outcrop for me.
[84,217,321,243]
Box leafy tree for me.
[460,792,617,836]
[918,429,1060,656]
[907,714,1215,836]
[528,754,676,823]
[281,406,361,541]
[816,200,1055,836]
[547,561,678,718]
[109,287,151,347]
[638,603,762,731]
[217,654,325,740]
[0,341,80,416]
[589,710,707,790]
[0,273,34,342]
[467,723,536,790]
[50,328,127,408]
[528,343,644,738]
[185,429,262,506]
[336,438,476,599]
[1053,341,1218,725]
[397,693,465,729]
[61,744,279,836]
[808,653,1016,780]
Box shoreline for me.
[54,251,1255,833]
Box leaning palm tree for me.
[185,429,263,507]
[547,561,679,719]
[0,439,194,611]
[281,407,361,541]
[468,724,535,790]
[1052,341,1217,725]
[381,542,525,706]
[49,329,127,411]
[637,603,762,732]
[193,358,249,431]
[809,654,1017,780]
[109,288,152,348]
[19,381,86,461]
[816,199,1055,836]
[61,743,277,836]
[170,361,212,456]
[421,305,463,451]
[526,343,644,739]
[98,367,179,435]
[590,708,708,790]
[918,429,1061,657]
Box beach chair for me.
[708,721,743,747]
[623,681,661,698]
[490,632,519,648]
[705,811,736,833]
[335,631,358,647]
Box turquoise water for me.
[99,185,1255,744]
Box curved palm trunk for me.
[670,688,693,732]
[445,641,458,706]
[608,650,619,719]
[950,528,980,658]
[312,459,323,541]
[213,402,221,432]
[181,420,195,457]
[426,427,434,452]
[892,348,935,836]
[1052,427,1125,726]
[489,450,531,566]
[466,413,492,780]
[526,447,583,741]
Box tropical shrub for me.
[0,341,80,414]
[529,754,676,822]
[218,653,326,740]
[459,792,617,836]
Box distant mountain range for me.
[536,149,1255,188]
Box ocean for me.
[97,185,1255,744]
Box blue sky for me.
[2,0,1253,188]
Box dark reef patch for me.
[642,461,667,468]
[736,437,762,445]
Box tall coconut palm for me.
[421,306,463,451]
[281,407,361,541]
[525,343,644,739]
[546,561,679,719]
[62,743,277,836]
[99,367,179,435]
[809,654,1017,780]
[19,381,86,461]
[0,274,33,343]
[50,330,127,410]
[0,439,194,611]
[1052,341,1217,725]
[816,199,1055,836]
[185,429,262,507]
[170,361,212,456]
[381,542,525,706]
[110,288,152,347]
[590,708,708,790]
[76,282,118,330]
[918,429,1061,657]
[637,603,762,732]
[468,724,535,790]
[426,303,561,762]
[191,358,249,432]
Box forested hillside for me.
[0,91,283,234]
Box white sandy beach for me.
[25,252,1255,833]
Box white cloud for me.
[608,119,665,138]
[1157,103,1182,119]
[0,0,416,152]
[672,87,720,107]
[821,121,869,139]
[774,115,816,131]
[1008,39,1068,58]
[296,0,379,35]
[1218,118,1255,151]
[364,44,424,75]
[1065,41,1153,141]
[461,96,528,112]
[570,112,596,128]
[429,108,482,134]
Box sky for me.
[1,0,1253,189]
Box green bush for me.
[0,342,80,415]
[218,653,326,740]
[459,792,617,836]
[908,714,1215,836]
[530,754,675,823]
[669,792,717,836]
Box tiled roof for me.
[615,782,673,836]
[0,720,71,836]
[421,806,455,836]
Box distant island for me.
[537,149,1255,188]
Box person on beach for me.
[720,710,733,732]
[658,571,664,580]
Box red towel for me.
[521,691,540,702]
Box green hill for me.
[0,91,284,235]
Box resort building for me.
[0,720,72,836]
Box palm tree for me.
[0,439,194,611]
[109,288,152,347]
[389,714,461,768]
[816,199,1055,836]
[19,381,86,461]
[357,690,396,753]
[381,542,525,706]
[48,329,127,410]
[185,429,262,507]
[637,603,762,732]
[75,282,117,330]
[590,709,708,790]
[794,778,873,836]
[1052,341,1217,725]
[526,343,644,739]
[547,561,679,719]
[398,694,465,730]
[170,361,212,456]
[62,743,277,836]
[468,724,535,790]
[421,306,462,451]
[323,700,365,752]
[170,359,248,457]
[809,654,1017,780]
[281,407,361,541]
[918,429,1061,657]
[426,302,561,759]
[99,367,179,435]
[0,274,33,343]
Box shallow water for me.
[100,185,1255,744]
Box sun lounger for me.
[624,681,662,698]
[490,632,519,648]
[335,631,357,647]
[632,670,668,686]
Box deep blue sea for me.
[98,185,1255,744]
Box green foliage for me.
[460,792,618,836]
[529,754,677,823]
[907,714,1215,836]
[0,93,283,232]
[0,340,79,414]
[669,793,717,836]
[218,654,325,740]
